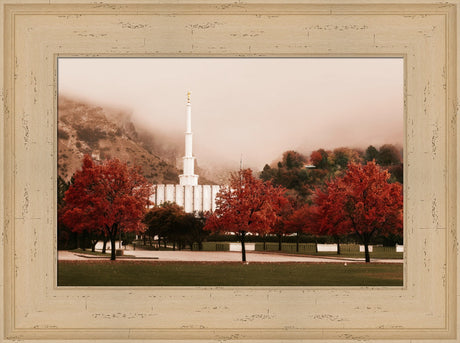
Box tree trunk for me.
[81,231,87,251]
[91,240,98,252]
[110,237,116,260]
[278,234,282,251]
[359,232,371,263]
[336,236,341,255]
[315,237,318,253]
[102,238,108,254]
[364,243,371,263]
[241,231,247,262]
[296,232,300,253]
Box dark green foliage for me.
[364,145,379,162]
[57,176,79,250]
[377,144,402,166]
[283,150,305,169]
[333,149,349,169]
[260,164,275,182]
[387,163,403,184]
[259,145,402,204]
[364,144,403,183]
[259,151,311,202]
[143,203,208,250]
[57,176,69,208]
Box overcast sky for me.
[58,58,403,171]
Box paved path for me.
[58,250,403,264]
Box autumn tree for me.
[269,197,294,251]
[310,149,331,170]
[314,161,403,262]
[204,169,288,262]
[313,187,350,254]
[61,155,153,260]
[284,203,320,252]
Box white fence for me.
[359,245,373,252]
[94,241,123,250]
[396,244,404,252]
[229,243,255,252]
[317,244,338,252]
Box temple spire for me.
[179,91,199,186]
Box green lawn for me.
[58,261,403,287]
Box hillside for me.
[57,96,180,184]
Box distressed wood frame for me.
[0,1,458,342]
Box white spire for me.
[179,91,199,186]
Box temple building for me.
[179,92,199,186]
[151,92,220,213]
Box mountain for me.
[57,96,181,184]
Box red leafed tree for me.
[204,169,288,262]
[284,203,320,252]
[312,187,351,254]
[315,161,403,262]
[270,199,293,251]
[61,155,153,260]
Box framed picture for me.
[56,57,404,287]
[1,1,458,342]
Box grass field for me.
[58,261,403,287]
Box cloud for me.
[58,57,403,171]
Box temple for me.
[179,92,199,186]
[151,92,219,213]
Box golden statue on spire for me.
[187,91,191,103]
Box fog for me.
[58,58,403,171]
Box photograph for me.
[2,1,457,340]
[56,57,404,287]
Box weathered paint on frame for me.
[0,1,458,342]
